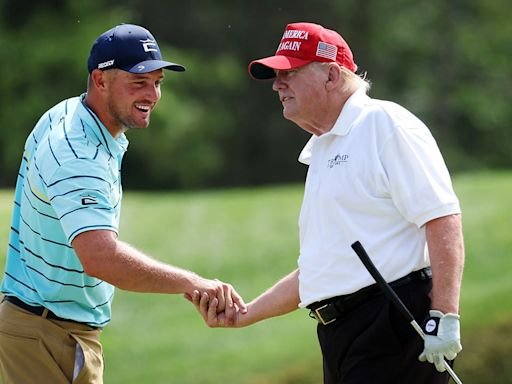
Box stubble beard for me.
[107,97,149,132]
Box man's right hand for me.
[187,269,301,329]
[184,277,248,327]
[190,277,247,315]
[188,289,246,328]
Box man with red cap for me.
[191,22,464,384]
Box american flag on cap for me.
[316,41,337,61]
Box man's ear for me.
[90,69,108,91]
[325,63,342,91]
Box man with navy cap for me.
[191,22,464,384]
[0,24,245,384]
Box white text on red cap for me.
[277,30,310,52]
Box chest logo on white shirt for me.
[327,154,349,168]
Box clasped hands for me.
[184,278,247,327]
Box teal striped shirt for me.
[1,94,128,327]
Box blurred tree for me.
[124,50,240,189]
[348,0,512,171]
[112,0,512,189]
[1,0,510,189]
[0,0,130,185]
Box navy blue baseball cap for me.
[87,24,186,74]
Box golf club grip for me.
[351,241,415,322]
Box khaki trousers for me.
[0,299,103,384]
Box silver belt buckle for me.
[313,304,336,325]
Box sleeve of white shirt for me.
[380,123,461,227]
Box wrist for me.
[430,296,460,315]
[429,309,460,318]
[175,268,202,294]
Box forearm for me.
[74,230,202,294]
[426,214,465,314]
[237,269,300,327]
[101,240,201,293]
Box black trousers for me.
[316,279,452,384]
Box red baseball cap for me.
[248,22,357,80]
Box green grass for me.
[455,171,512,329]
[0,170,511,383]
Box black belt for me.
[307,267,432,325]
[2,295,93,327]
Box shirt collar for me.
[298,89,370,165]
[78,93,128,158]
[329,88,370,137]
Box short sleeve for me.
[380,124,461,227]
[46,158,120,243]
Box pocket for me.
[374,299,407,354]
[0,329,70,384]
[70,331,104,384]
[73,342,85,381]
[388,282,431,347]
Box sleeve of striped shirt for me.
[46,158,120,243]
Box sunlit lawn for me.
[0,170,511,383]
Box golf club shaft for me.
[351,241,463,384]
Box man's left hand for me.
[419,310,462,372]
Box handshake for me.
[183,269,301,329]
[185,289,248,327]
[183,277,250,328]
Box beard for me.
[106,95,150,132]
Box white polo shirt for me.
[297,89,461,308]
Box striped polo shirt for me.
[1,94,128,327]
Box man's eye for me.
[282,70,297,77]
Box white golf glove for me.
[419,310,462,372]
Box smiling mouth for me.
[135,104,151,113]
[280,96,292,103]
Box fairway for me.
[0,170,511,383]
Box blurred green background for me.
[1,0,511,189]
[1,0,511,383]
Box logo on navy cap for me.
[141,39,158,53]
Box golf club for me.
[351,241,463,384]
